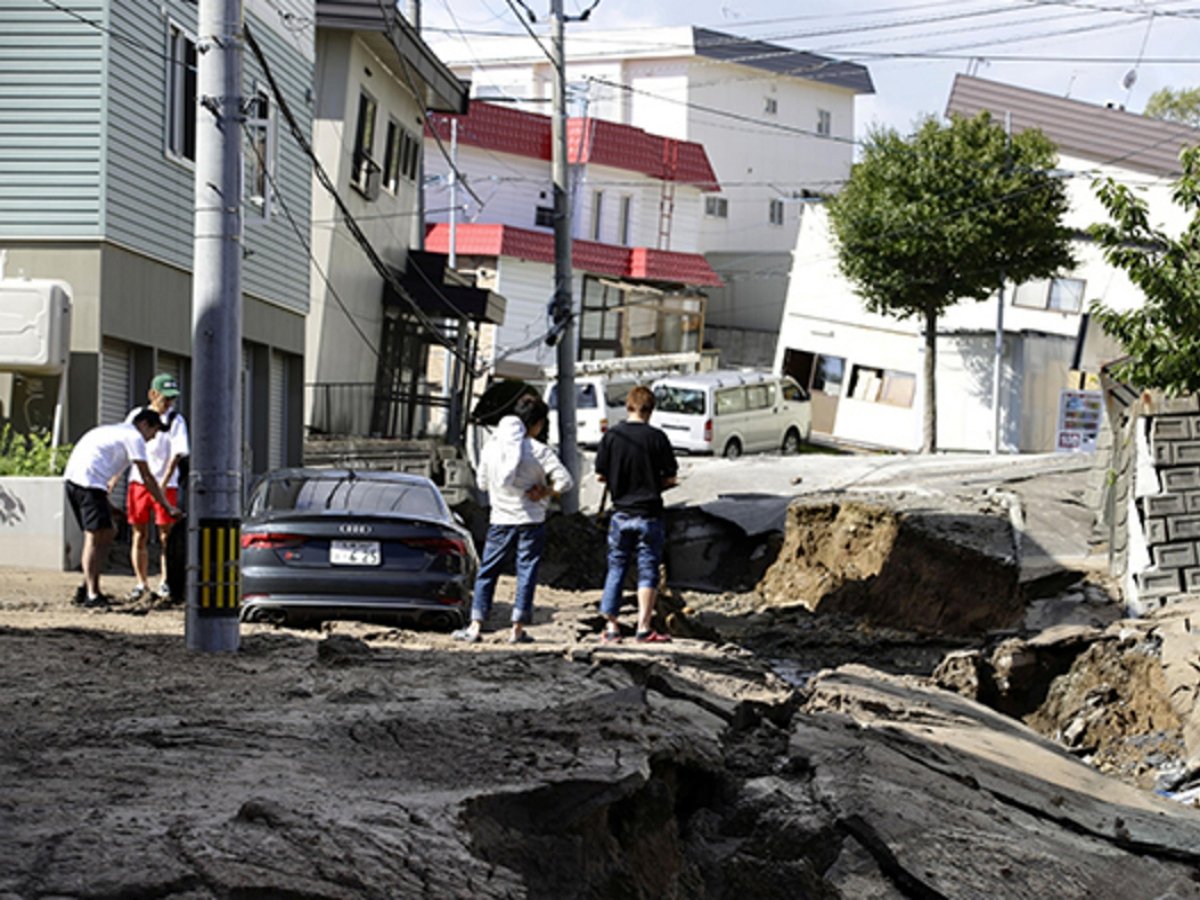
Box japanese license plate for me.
[330,540,381,566]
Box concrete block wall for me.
[1136,396,1200,611]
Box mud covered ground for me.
[6,566,1200,898]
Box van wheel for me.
[722,438,743,459]
[782,428,803,455]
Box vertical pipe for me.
[991,112,1011,455]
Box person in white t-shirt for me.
[123,373,190,602]
[63,409,179,608]
[451,393,572,645]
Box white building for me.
[775,75,1198,453]
[423,101,723,379]
[428,27,873,366]
[308,2,501,440]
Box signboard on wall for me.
[1056,388,1103,453]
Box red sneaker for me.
[635,630,671,643]
[600,629,623,644]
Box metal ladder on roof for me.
[656,139,680,250]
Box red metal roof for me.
[425,223,724,287]
[427,102,720,190]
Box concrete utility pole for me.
[551,0,580,514]
[187,0,243,652]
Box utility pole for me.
[991,111,1011,455]
[446,118,465,446]
[551,0,580,513]
[187,0,243,652]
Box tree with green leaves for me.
[826,112,1076,452]
[1144,87,1200,128]
[1089,145,1200,394]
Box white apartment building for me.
[429,27,873,365]
[424,101,723,379]
[775,75,1198,453]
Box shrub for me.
[0,424,72,477]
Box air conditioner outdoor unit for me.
[364,163,382,201]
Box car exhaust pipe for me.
[419,611,455,632]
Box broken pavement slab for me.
[757,493,1024,636]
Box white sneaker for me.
[127,584,149,601]
[155,583,171,600]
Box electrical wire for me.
[244,21,475,369]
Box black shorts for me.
[66,482,113,532]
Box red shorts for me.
[127,483,179,527]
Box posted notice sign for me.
[1056,389,1103,453]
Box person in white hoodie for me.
[453,393,573,644]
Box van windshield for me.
[654,385,706,415]
[547,383,599,409]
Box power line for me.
[243,21,474,369]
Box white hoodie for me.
[477,416,574,525]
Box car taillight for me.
[242,532,303,549]
[703,418,713,442]
[404,536,468,556]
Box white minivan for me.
[545,375,640,449]
[651,370,812,458]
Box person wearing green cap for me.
[122,373,189,602]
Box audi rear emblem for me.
[338,523,373,535]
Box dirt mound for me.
[757,498,1022,636]
[1027,637,1185,788]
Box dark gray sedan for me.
[240,469,477,630]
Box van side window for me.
[781,379,809,402]
[716,387,747,416]
[577,383,598,409]
[746,384,771,410]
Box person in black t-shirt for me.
[593,385,678,643]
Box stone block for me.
[1177,442,1200,465]
[1153,542,1198,570]
[1192,417,1200,440]
[1145,518,1168,545]
[1159,396,1200,414]
[1186,491,1200,513]
[1160,467,1200,493]
[1167,515,1200,541]
[1154,440,1176,466]
[1144,494,1186,517]
[1152,417,1192,441]
[1185,569,1200,593]
[1137,568,1182,597]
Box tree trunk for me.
[922,309,938,454]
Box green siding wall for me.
[103,2,312,316]
[0,1,105,236]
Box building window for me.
[764,96,778,115]
[769,198,785,226]
[243,86,275,219]
[1013,277,1086,313]
[817,109,832,136]
[166,23,197,163]
[405,131,420,181]
[383,119,402,193]
[351,91,380,198]
[618,195,632,245]
[704,196,728,218]
[535,205,554,228]
[590,190,604,241]
[849,365,916,407]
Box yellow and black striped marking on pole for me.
[197,518,241,616]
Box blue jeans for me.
[599,512,665,618]
[471,523,547,625]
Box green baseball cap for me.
[151,373,180,397]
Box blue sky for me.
[421,0,1200,138]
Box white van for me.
[651,370,812,458]
[545,375,639,448]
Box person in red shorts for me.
[122,373,190,602]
